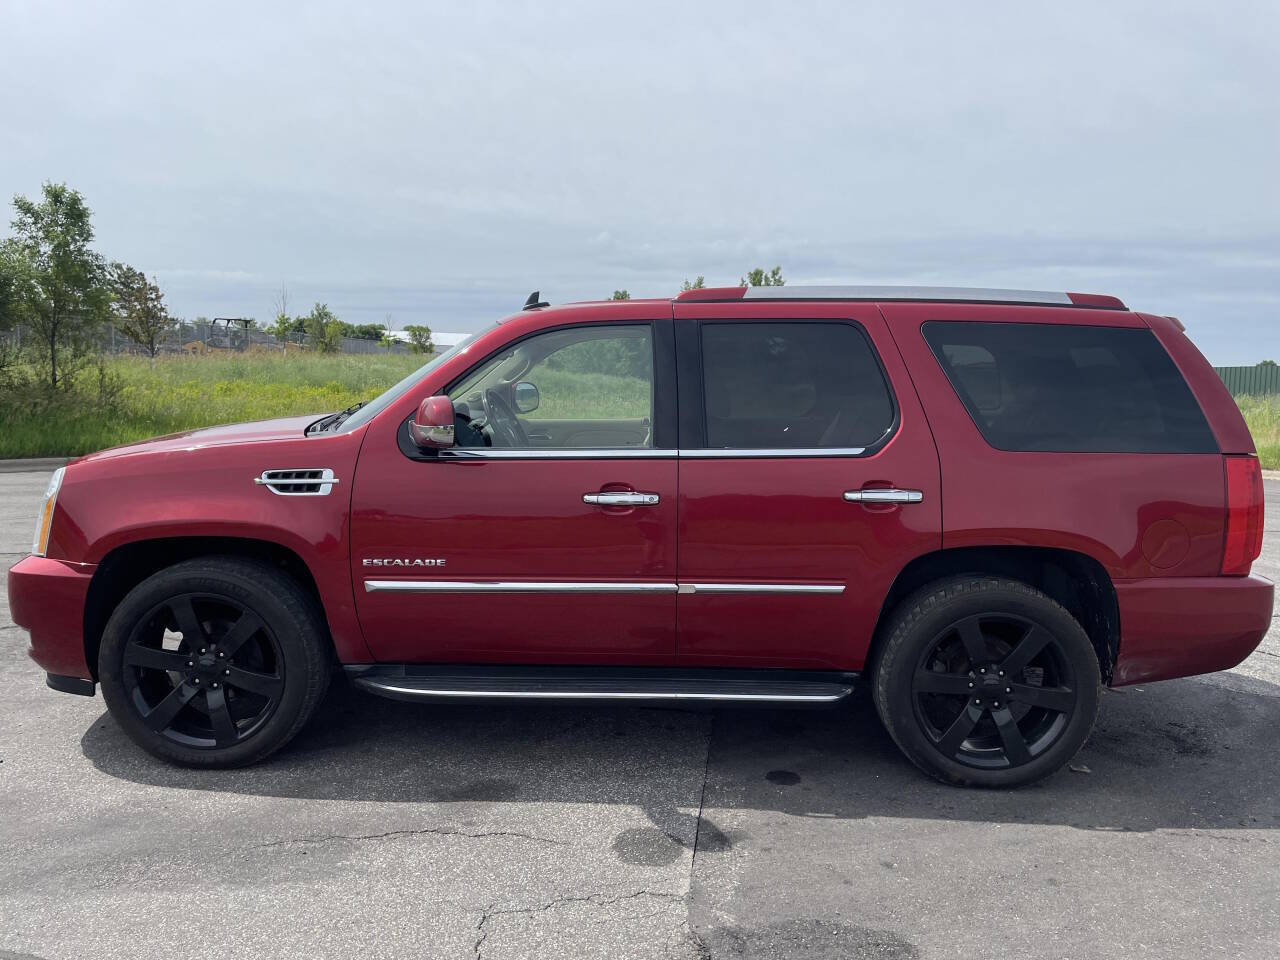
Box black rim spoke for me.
[1000,625,1053,676]
[936,704,981,757]
[914,669,973,696]
[219,610,265,658]
[1009,683,1074,713]
[168,597,208,653]
[142,682,199,732]
[954,616,988,666]
[224,665,283,698]
[204,687,239,746]
[124,644,191,673]
[991,707,1033,766]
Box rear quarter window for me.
[923,320,1217,454]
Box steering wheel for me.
[481,387,529,447]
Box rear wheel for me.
[873,576,1100,788]
[99,557,330,767]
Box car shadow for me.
[79,670,1280,836]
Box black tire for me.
[873,576,1100,788]
[99,557,331,767]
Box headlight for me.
[31,467,65,557]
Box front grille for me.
[254,468,339,496]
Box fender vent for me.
[254,468,339,496]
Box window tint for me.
[923,321,1217,453]
[700,322,895,450]
[448,325,654,449]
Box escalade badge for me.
[363,558,447,567]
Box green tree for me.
[1,182,111,388]
[342,322,388,341]
[403,324,434,354]
[740,266,784,287]
[301,302,343,353]
[680,276,705,291]
[1258,360,1277,367]
[111,263,175,362]
[611,290,631,300]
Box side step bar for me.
[345,665,856,705]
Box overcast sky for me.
[2,1,1277,362]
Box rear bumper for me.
[7,554,96,683]
[1112,573,1274,686]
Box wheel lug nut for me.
[193,678,201,684]
[998,670,1005,677]
[994,701,1001,708]
[974,698,982,705]
[224,669,230,676]
[187,661,193,667]
[217,652,225,658]
[968,682,974,688]
[979,668,986,674]
[212,682,219,688]
[1005,687,1011,694]
[200,648,206,655]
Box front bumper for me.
[7,554,96,683]
[1112,573,1274,686]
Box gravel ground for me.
[1,468,1277,959]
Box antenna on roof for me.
[523,290,549,310]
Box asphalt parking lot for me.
[2,467,1278,960]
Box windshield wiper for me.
[309,400,368,435]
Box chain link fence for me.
[3,320,412,357]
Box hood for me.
[71,414,326,465]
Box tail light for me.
[1222,455,1264,575]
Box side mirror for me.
[513,381,540,414]
[410,395,455,449]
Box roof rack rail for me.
[674,285,1125,310]
[744,286,1125,309]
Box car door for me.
[672,300,942,670]
[350,313,680,664]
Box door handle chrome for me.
[583,491,661,506]
[843,488,923,504]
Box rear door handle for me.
[843,488,923,504]
[583,492,661,506]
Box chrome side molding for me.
[364,579,845,595]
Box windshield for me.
[334,327,490,433]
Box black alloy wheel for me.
[99,557,330,767]
[120,593,284,748]
[873,576,1100,788]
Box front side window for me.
[448,325,654,449]
[923,320,1217,453]
[700,321,895,450]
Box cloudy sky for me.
[2,1,1277,362]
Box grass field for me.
[1236,395,1280,470]
[1,353,1277,466]
[0,351,425,458]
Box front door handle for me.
[843,488,923,504]
[583,491,660,506]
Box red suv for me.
[8,286,1272,787]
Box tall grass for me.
[1236,395,1280,470]
[0,351,424,458]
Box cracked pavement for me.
[2,469,1279,959]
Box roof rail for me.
[673,285,1125,309]
[739,286,1125,309]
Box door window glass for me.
[700,322,895,449]
[448,325,654,449]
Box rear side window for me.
[701,322,895,450]
[923,321,1217,453]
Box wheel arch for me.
[871,546,1120,684]
[83,536,330,681]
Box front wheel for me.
[873,576,1100,788]
[99,557,330,767]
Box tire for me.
[99,557,331,767]
[872,576,1100,788]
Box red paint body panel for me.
[1111,574,1274,685]
[8,555,96,679]
[673,302,941,669]
[881,302,1226,579]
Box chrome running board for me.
[345,665,856,705]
